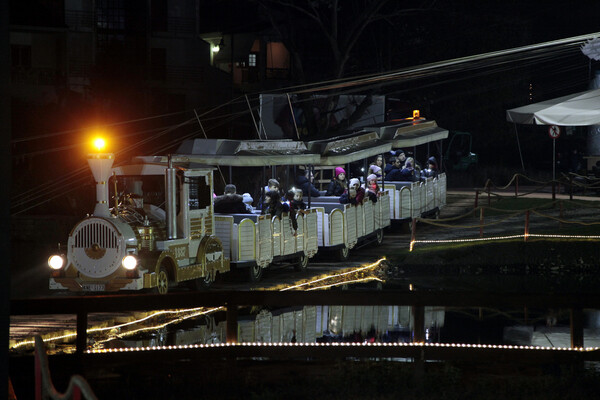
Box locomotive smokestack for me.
[88,153,115,217]
[165,155,178,239]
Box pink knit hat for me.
[334,167,346,177]
[367,174,377,182]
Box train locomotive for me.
[48,148,229,294]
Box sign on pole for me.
[549,125,561,181]
[548,125,561,139]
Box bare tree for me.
[257,0,434,137]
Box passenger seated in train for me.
[295,170,320,198]
[262,190,289,219]
[242,192,254,212]
[406,157,422,180]
[365,174,380,203]
[213,184,248,214]
[258,178,283,210]
[326,167,348,196]
[369,156,384,179]
[339,178,365,205]
[422,156,439,178]
[386,149,406,167]
[289,189,307,211]
[285,189,306,231]
[369,165,382,180]
[384,156,403,176]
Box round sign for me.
[548,125,561,139]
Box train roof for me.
[305,131,392,166]
[113,160,214,175]
[174,138,321,166]
[365,119,449,148]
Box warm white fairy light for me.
[281,257,386,291]
[410,234,600,251]
[306,277,383,291]
[86,341,600,354]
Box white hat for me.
[242,193,253,204]
[367,174,377,182]
[349,178,360,188]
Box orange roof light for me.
[93,137,107,152]
[412,109,420,119]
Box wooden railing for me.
[11,290,600,362]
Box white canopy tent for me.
[506,88,600,126]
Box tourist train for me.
[47,117,447,294]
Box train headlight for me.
[48,255,65,270]
[122,255,137,270]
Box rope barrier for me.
[410,172,600,251]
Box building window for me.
[96,0,126,30]
[151,0,168,32]
[151,48,167,81]
[248,53,257,67]
[11,45,32,69]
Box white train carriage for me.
[174,138,321,281]
[305,131,392,259]
[367,118,449,221]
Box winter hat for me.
[242,193,253,204]
[367,174,377,182]
[369,165,382,175]
[334,167,346,178]
[349,178,360,188]
[427,156,438,167]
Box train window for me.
[109,175,166,210]
[187,176,211,210]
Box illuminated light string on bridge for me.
[86,341,599,355]
[409,234,600,251]
[10,259,387,351]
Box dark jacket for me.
[214,194,248,214]
[326,179,346,196]
[339,187,365,206]
[262,195,289,220]
[296,175,320,198]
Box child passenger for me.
[326,167,347,196]
[366,174,380,203]
[340,178,365,205]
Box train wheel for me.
[294,254,309,272]
[189,272,214,291]
[337,246,349,261]
[375,229,384,246]
[155,266,169,295]
[249,264,264,282]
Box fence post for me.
[515,175,519,197]
[410,218,417,251]
[412,305,425,343]
[474,190,479,208]
[569,175,573,201]
[559,201,564,228]
[571,307,584,348]
[226,303,238,343]
[524,210,530,241]
[76,310,87,356]
[479,207,484,238]
[35,340,42,400]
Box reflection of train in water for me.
[118,305,445,348]
[47,117,447,294]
